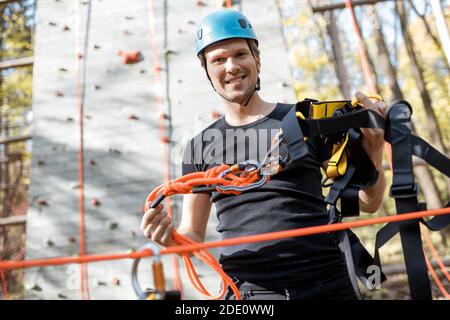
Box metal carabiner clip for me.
[131,242,165,300]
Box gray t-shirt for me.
[182,103,347,288]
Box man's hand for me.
[140,203,176,247]
[354,91,388,167]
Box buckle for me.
[389,183,418,198]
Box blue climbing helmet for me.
[195,10,258,55]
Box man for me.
[141,10,387,300]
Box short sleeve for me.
[182,139,199,175]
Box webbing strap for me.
[298,108,385,137]
[281,105,308,162]
[387,101,431,300]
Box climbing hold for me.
[108,147,121,155]
[68,236,77,243]
[28,283,42,292]
[177,79,183,84]
[177,29,183,34]
[123,30,131,36]
[279,81,289,88]
[59,67,68,72]
[37,159,45,166]
[71,183,80,190]
[80,0,89,5]
[161,136,170,144]
[85,114,92,119]
[93,44,100,49]
[131,230,137,238]
[197,0,207,7]
[162,48,176,56]
[94,85,101,90]
[211,110,223,120]
[66,117,74,122]
[117,50,143,64]
[55,91,64,97]
[57,293,67,299]
[124,16,134,20]
[48,21,57,27]
[90,198,101,207]
[108,221,118,230]
[90,159,97,166]
[158,112,170,120]
[140,69,146,74]
[78,53,83,59]
[45,238,54,247]
[93,279,107,286]
[111,277,121,286]
[187,20,195,25]
[63,25,70,31]
[37,199,49,206]
[127,114,139,120]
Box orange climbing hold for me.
[117,50,143,64]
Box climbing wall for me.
[25,0,295,300]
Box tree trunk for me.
[368,4,444,211]
[396,0,448,156]
[407,0,450,72]
[353,7,381,94]
[325,10,352,99]
[429,0,450,70]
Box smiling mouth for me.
[225,75,246,84]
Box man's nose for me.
[225,57,239,74]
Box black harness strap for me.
[385,101,431,300]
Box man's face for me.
[204,38,260,104]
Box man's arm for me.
[177,193,212,242]
[140,192,212,246]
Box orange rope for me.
[423,248,450,299]
[0,206,449,271]
[75,0,89,300]
[422,226,450,299]
[147,0,183,295]
[422,227,450,282]
[0,270,9,299]
[344,0,376,93]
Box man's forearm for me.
[359,157,386,213]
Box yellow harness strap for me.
[326,133,349,179]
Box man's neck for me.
[223,94,276,126]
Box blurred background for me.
[0,0,448,300]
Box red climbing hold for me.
[161,136,170,144]
[55,90,64,97]
[90,198,101,207]
[117,50,143,64]
[127,114,139,120]
[211,110,223,119]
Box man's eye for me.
[213,57,225,63]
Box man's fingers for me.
[355,91,374,109]
[149,211,167,234]
[140,204,163,231]
[160,223,175,246]
[151,217,173,244]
